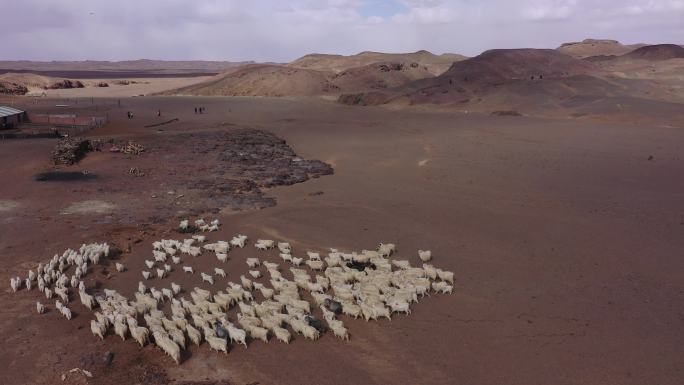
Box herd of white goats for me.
[9,218,454,364]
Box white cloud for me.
[521,0,578,21]
[0,0,682,61]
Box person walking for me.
[194,107,197,114]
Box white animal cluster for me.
[11,219,454,365]
[9,242,110,322]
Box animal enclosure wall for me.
[0,112,25,129]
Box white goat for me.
[201,273,214,284]
[230,235,247,248]
[216,253,228,263]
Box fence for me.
[0,113,107,139]
[28,113,107,128]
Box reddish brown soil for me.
[1,96,684,385]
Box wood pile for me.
[51,138,92,165]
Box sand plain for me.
[1,94,683,385]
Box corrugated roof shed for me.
[0,106,24,118]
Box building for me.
[0,106,26,129]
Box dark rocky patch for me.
[46,79,85,89]
[491,110,523,116]
[156,128,332,212]
[123,128,334,216]
[34,171,98,182]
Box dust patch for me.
[0,200,20,212]
[61,200,116,215]
[325,156,339,167]
[258,226,303,247]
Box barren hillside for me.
[167,64,333,97]
[338,48,684,123]
[289,50,466,75]
[558,38,644,58]
[621,44,684,61]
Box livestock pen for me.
[0,113,108,139]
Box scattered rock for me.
[61,368,93,381]
[103,351,114,366]
[378,63,404,72]
[128,167,146,177]
[0,81,28,95]
[46,80,85,89]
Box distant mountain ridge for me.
[288,50,467,76]
[0,59,252,74]
[557,38,646,58]
[165,50,468,97]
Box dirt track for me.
[1,96,684,385]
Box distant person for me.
[157,110,161,117]
[194,107,197,114]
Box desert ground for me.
[2,91,684,385]
[38,77,214,98]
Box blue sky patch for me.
[359,0,408,18]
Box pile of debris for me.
[110,141,145,155]
[52,138,93,165]
[128,167,145,177]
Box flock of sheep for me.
[9,218,454,364]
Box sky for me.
[2,0,683,62]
